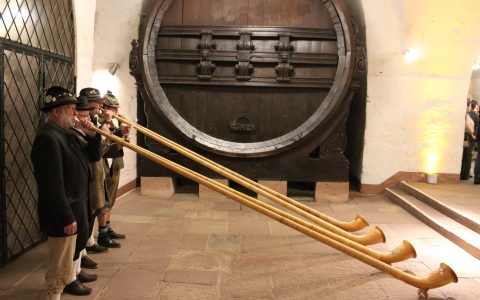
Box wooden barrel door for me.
[131,0,362,181]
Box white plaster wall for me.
[91,0,143,187]
[361,0,480,184]
[469,70,480,100]
[76,0,480,186]
[73,0,96,91]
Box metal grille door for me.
[0,0,75,265]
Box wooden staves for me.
[132,0,361,182]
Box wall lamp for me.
[403,48,420,63]
[107,63,120,75]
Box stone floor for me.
[1,187,480,300]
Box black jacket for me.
[31,121,101,259]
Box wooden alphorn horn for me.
[91,126,457,296]
[91,127,408,264]
[115,114,369,233]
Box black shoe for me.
[98,235,121,248]
[108,229,126,239]
[63,279,92,296]
[81,255,98,269]
[77,270,97,283]
[86,243,109,254]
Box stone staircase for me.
[385,181,480,260]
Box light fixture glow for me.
[91,70,119,96]
[403,48,420,63]
[418,109,449,175]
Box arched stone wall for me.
[361,0,480,186]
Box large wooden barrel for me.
[131,0,363,182]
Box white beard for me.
[59,110,75,128]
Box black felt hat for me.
[41,86,77,112]
[76,96,94,111]
[79,87,103,103]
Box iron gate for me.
[0,0,75,266]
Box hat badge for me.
[45,95,56,103]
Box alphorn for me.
[113,116,419,261]
[115,115,371,236]
[91,126,457,297]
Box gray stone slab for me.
[186,219,228,234]
[173,200,214,211]
[156,282,220,300]
[98,266,162,300]
[113,197,174,216]
[168,250,232,272]
[150,218,188,237]
[163,270,219,285]
[220,272,273,299]
[178,234,209,250]
[272,271,337,300]
[288,235,341,255]
[152,208,195,219]
[0,268,45,300]
[0,243,46,290]
[213,200,241,211]
[231,253,307,274]
[228,218,271,235]
[112,214,158,224]
[194,210,229,220]
[206,234,241,253]
[328,275,389,300]
[126,236,180,263]
[241,236,292,254]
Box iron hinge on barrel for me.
[229,117,256,132]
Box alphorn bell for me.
[90,125,457,296]
[114,115,379,243]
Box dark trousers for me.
[461,143,473,180]
[474,151,480,183]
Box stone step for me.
[399,181,480,234]
[385,187,480,260]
